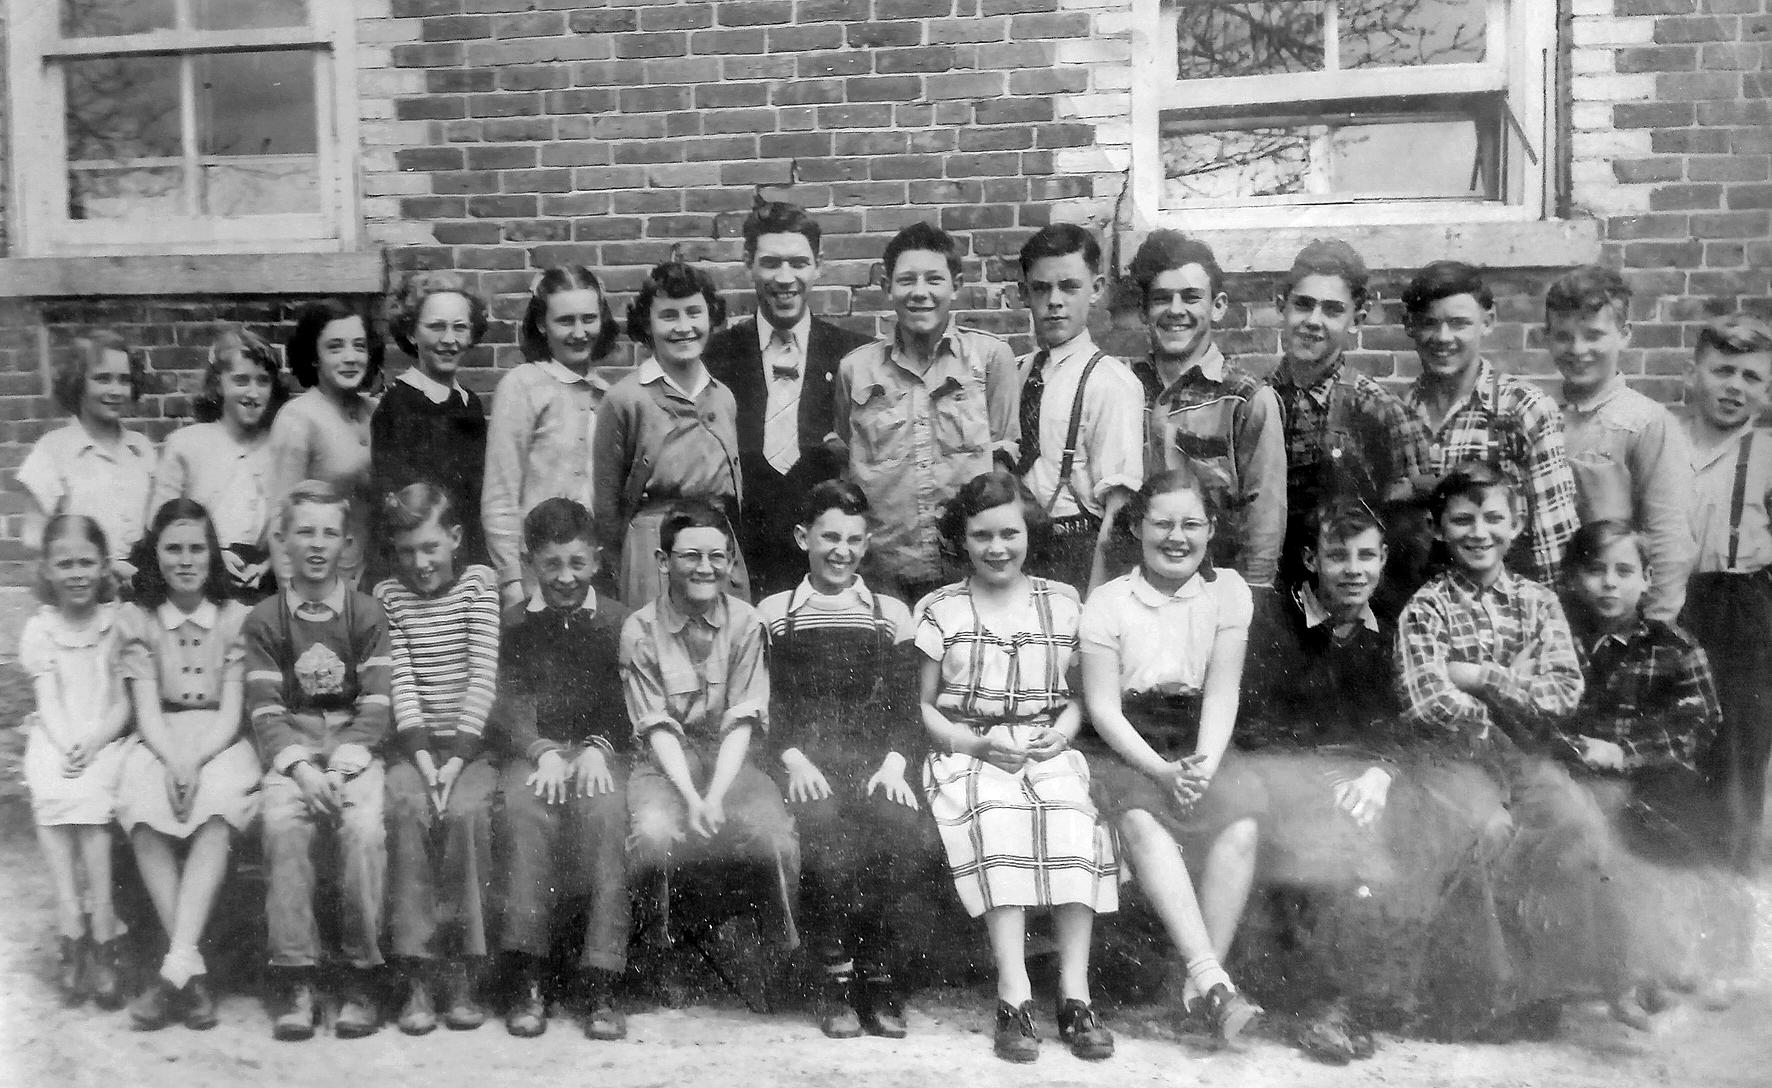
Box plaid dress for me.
[916,578,1118,917]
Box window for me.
[5,0,361,255]
[1131,0,1554,229]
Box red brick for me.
[433,170,501,195]
[926,71,1007,97]
[503,220,571,243]
[616,33,687,58]
[761,131,834,157]
[646,215,718,237]
[468,194,538,218]
[797,50,872,77]
[1658,72,1741,99]
[767,25,844,50]
[983,0,1056,12]
[1008,12,1091,37]
[1036,123,1095,149]
[602,242,685,265]
[397,147,465,171]
[981,178,1029,202]
[977,98,1053,124]
[1692,210,1769,237]
[1612,102,1695,128]
[572,166,649,191]
[910,180,983,204]
[503,169,572,193]
[483,118,555,142]
[1613,157,1684,184]
[795,158,872,182]
[620,86,694,112]
[641,5,714,30]
[703,108,779,135]
[876,46,957,73]
[491,11,563,37]
[1727,184,1772,209]
[908,129,959,153]
[394,0,462,15]
[497,65,568,91]
[1700,43,1759,69]
[612,141,686,164]
[775,79,846,106]
[432,222,501,245]
[393,42,466,67]
[468,92,542,117]
[695,83,770,108]
[946,152,1021,177]
[795,0,871,20]
[870,154,947,180]
[835,130,911,155]
[398,97,466,121]
[818,104,896,128]
[960,126,1033,151]
[1650,128,1730,153]
[848,22,923,48]
[569,9,639,33]
[610,191,683,215]
[1622,240,1705,268]
[540,194,613,217]
[686,188,758,212]
[1654,14,1735,42]
[684,135,761,162]
[546,89,619,113]
[929,16,1006,42]
[1615,45,1697,72]
[1616,0,1699,15]
[846,76,923,102]
[1606,214,1691,240]
[426,68,494,93]
[573,218,644,241]
[530,244,604,268]
[421,15,491,41]
[723,55,798,79]
[1698,100,1772,125]
[941,205,1016,230]
[1010,68,1087,94]
[572,61,645,87]
[1649,183,1722,210]
[717,1,794,25]
[1689,155,1769,182]
[540,142,608,166]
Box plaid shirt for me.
[1406,360,1581,584]
[1396,567,1584,742]
[914,577,1078,722]
[1273,359,1431,509]
[1565,614,1720,774]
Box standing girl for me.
[19,515,130,1009]
[269,299,381,586]
[18,332,156,582]
[376,271,492,570]
[1077,468,1263,1043]
[917,471,1117,1064]
[373,483,501,1034]
[482,266,619,611]
[593,261,748,605]
[149,326,288,601]
[117,500,262,1029]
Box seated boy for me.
[245,480,393,1040]
[757,480,925,1039]
[622,500,801,952]
[491,498,634,1040]
[1547,265,1693,621]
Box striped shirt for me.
[914,577,1080,723]
[243,583,393,774]
[373,564,500,761]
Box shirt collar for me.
[756,314,813,354]
[526,586,599,617]
[157,599,219,631]
[1126,567,1206,606]
[535,357,609,390]
[1280,357,1344,406]
[1296,583,1379,633]
[1409,357,1495,414]
[1565,374,1628,414]
[71,421,150,459]
[397,366,468,405]
[1446,565,1518,601]
[284,581,347,618]
[1587,618,1648,654]
[1181,341,1226,383]
[1040,332,1097,370]
[888,323,965,377]
[785,574,875,614]
[638,357,710,400]
[657,588,727,635]
[1684,414,1758,471]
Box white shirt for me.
[637,357,710,400]
[1018,333,1145,519]
[397,366,469,405]
[1078,567,1253,692]
[760,315,812,474]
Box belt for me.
[1049,512,1101,538]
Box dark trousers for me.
[385,756,497,960]
[1685,571,1772,871]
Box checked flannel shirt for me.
[1565,615,1720,774]
[1272,358,1431,510]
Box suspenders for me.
[1727,431,1754,571]
[1043,351,1105,515]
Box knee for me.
[340,797,387,853]
[1215,816,1259,860]
[1116,809,1169,854]
[628,808,680,870]
[261,807,313,856]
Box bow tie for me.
[771,363,800,380]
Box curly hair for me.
[523,496,599,554]
[129,499,232,608]
[626,262,727,349]
[51,331,149,416]
[742,201,823,260]
[659,498,735,556]
[379,481,460,543]
[1281,238,1372,312]
[192,325,290,427]
[520,265,620,364]
[285,299,383,390]
[938,470,1048,557]
[385,271,489,358]
[1114,465,1222,541]
[34,514,116,606]
[1126,229,1223,302]
[1544,265,1631,327]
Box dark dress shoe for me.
[1202,984,1262,1046]
[87,937,124,1010]
[397,976,438,1036]
[334,978,380,1039]
[129,978,181,1031]
[182,976,219,1031]
[993,999,1040,1063]
[859,975,908,1039]
[440,961,485,1031]
[58,936,87,1007]
[815,969,863,1040]
[505,977,547,1038]
[271,980,317,1041]
[1056,998,1115,1060]
[583,982,627,1041]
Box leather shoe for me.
[584,985,627,1041]
[440,961,485,1031]
[1056,998,1114,1060]
[397,976,438,1036]
[993,999,1040,1063]
[271,979,317,1041]
[87,937,124,1010]
[129,977,180,1031]
[182,976,219,1031]
[1201,983,1261,1046]
[1609,990,1652,1031]
[816,969,863,1040]
[58,935,87,1007]
[505,975,547,1038]
[858,974,908,1039]
[334,979,379,1039]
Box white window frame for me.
[5,0,362,256]
[1130,0,1556,231]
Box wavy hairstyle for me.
[193,324,290,426]
[386,270,489,358]
[130,499,232,608]
[52,331,150,416]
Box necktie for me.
[1016,349,1051,476]
[764,327,801,475]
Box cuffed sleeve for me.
[1633,410,1697,623]
[1236,384,1288,588]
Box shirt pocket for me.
[931,381,989,457]
[849,384,910,467]
[1566,442,1632,523]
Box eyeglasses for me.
[1145,518,1211,537]
[670,549,731,569]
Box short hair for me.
[1696,313,1772,358]
[1305,496,1386,551]
[1282,238,1371,311]
[52,331,149,416]
[938,470,1047,554]
[882,221,963,280]
[1563,519,1649,581]
[523,496,599,553]
[1127,229,1224,301]
[379,482,459,542]
[129,499,231,608]
[1018,223,1102,278]
[742,201,822,260]
[286,299,383,390]
[1544,265,1630,326]
[1115,465,1223,540]
[626,262,727,349]
[520,265,620,364]
[35,514,116,606]
[799,479,870,526]
[277,479,352,533]
[659,498,735,556]
[1427,460,1518,521]
[1401,260,1494,317]
[193,324,289,426]
[386,270,490,358]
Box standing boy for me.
[835,222,1019,605]
[245,480,393,1040]
[1012,224,1144,592]
[1680,314,1772,872]
[1126,230,1286,588]
[1401,260,1580,588]
[1546,265,1693,622]
[492,498,634,1040]
[622,501,801,953]
[1270,240,1431,587]
[758,480,925,1039]
[706,202,874,598]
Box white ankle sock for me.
[1185,955,1233,996]
[160,944,205,989]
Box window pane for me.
[1176,2,1325,79]
[192,0,311,31]
[61,0,176,37]
[1161,112,1496,203]
[195,51,320,214]
[64,55,186,220]
[1340,0,1486,69]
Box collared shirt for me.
[1562,376,1694,621]
[760,314,814,474]
[591,358,741,545]
[373,563,500,754]
[397,365,470,406]
[244,585,392,774]
[284,581,348,621]
[498,588,632,761]
[1134,344,1288,586]
[620,591,769,745]
[482,358,609,591]
[639,357,711,401]
[148,422,272,550]
[1683,418,1772,574]
[1565,614,1719,774]
[20,603,125,743]
[1079,567,1253,694]
[1241,581,1396,749]
[916,577,1079,721]
[1406,359,1581,584]
[1017,333,1144,520]
[119,598,248,711]
[1297,582,1379,635]
[757,575,917,754]
[1396,568,1584,740]
[1272,357,1431,508]
[834,324,1019,583]
[18,420,156,561]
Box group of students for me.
[12,200,1766,1065]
